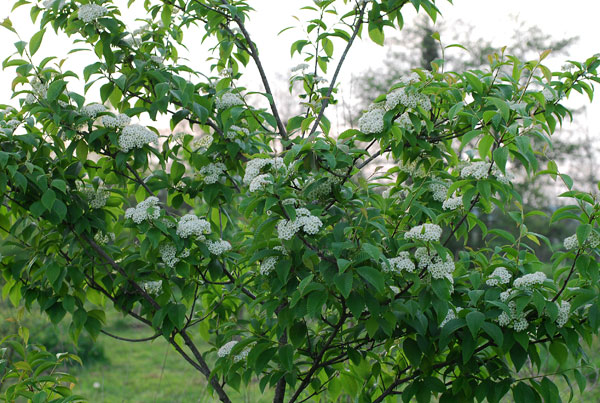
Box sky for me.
[1,0,598,131]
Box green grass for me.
[72,314,272,403]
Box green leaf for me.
[171,161,186,183]
[47,79,67,102]
[279,344,294,371]
[549,341,568,366]
[465,311,485,338]
[368,23,385,46]
[481,321,503,347]
[42,188,56,211]
[356,266,385,293]
[576,223,592,246]
[29,28,46,56]
[403,338,421,366]
[493,147,508,174]
[45,262,61,285]
[333,272,353,298]
[478,134,494,159]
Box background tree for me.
[1,1,600,403]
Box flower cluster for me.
[78,4,108,23]
[93,231,115,245]
[460,160,510,184]
[395,112,412,129]
[442,196,463,211]
[386,252,415,274]
[385,88,431,111]
[118,124,159,152]
[260,246,288,275]
[243,157,286,191]
[291,63,309,72]
[159,243,190,268]
[404,223,442,242]
[564,230,600,249]
[125,197,161,224]
[441,307,462,327]
[206,239,232,255]
[82,103,106,119]
[249,174,272,192]
[486,267,512,286]
[217,340,238,358]
[141,280,162,296]
[176,214,211,239]
[79,185,109,209]
[358,107,385,134]
[306,171,345,200]
[102,113,131,128]
[192,134,213,151]
[428,255,455,281]
[556,300,571,327]
[498,301,528,332]
[215,92,244,110]
[200,163,226,184]
[429,181,449,202]
[226,125,249,139]
[513,272,546,289]
[277,208,323,240]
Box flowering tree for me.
[1,0,600,402]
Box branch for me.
[100,329,160,342]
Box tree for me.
[1,0,600,402]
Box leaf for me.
[356,266,385,293]
[403,338,421,366]
[42,188,56,211]
[466,311,485,338]
[29,29,46,56]
[47,79,67,102]
[481,321,503,347]
[576,223,592,246]
[478,134,494,159]
[493,147,508,174]
[333,272,353,298]
[279,344,294,371]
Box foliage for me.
[0,311,84,402]
[1,0,600,402]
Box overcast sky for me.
[1,0,598,130]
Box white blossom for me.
[124,197,161,224]
[226,125,249,139]
[404,223,442,242]
[277,208,323,240]
[249,174,272,192]
[556,300,570,327]
[102,113,131,128]
[217,340,238,358]
[442,196,463,211]
[206,239,232,255]
[441,307,462,327]
[358,107,385,134]
[118,124,158,152]
[80,185,109,209]
[386,252,415,274]
[513,272,546,289]
[291,63,310,72]
[141,280,162,296]
[486,267,512,286]
[43,0,67,9]
[82,103,106,119]
[78,4,107,23]
[200,162,226,184]
[176,214,211,238]
[215,92,244,110]
[563,234,578,250]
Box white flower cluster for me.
[4,119,20,129]
[249,174,272,192]
[358,107,385,134]
[176,214,211,238]
[542,88,556,102]
[233,347,250,363]
[159,243,190,268]
[206,239,232,255]
[243,157,286,191]
[460,160,510,184]
[398,159,427,178]
[306,171,345,200]
[43,0,67,9]
[260,246,287,276]
[498,301,528,332]
[395,112,412,129]
[556,300,570,328]
[428,255,455,281]
[192,134,213,151]
[386,252,415,274]
[215,92,244,110]
[513,272,546,289]
[93,231,115,245]
[200,162,226,184]
[217,340,238,358]
[150,55,163,65]
[118,124,158,152]
[499,288,516,303]
[486,267,512,286]
[80,185,109,209]
[277,208,323,240]
[429,181,449,202]
[564,231,599,250]
[226,125,250,139]
[82,103,106,119]
[141,280,162,296]
[442,196,463,211]
[415,247,434,268]
[102,113,131,128]
[385,88,431,111]
[440,307,462,327]
[125,196,161,224]
[404,223,442,242]
[25,77,48,104]
[78,4,108,23]
[291,63,310,72]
